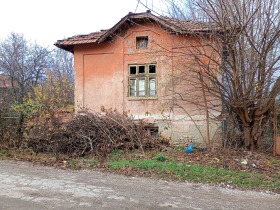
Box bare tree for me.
[165,0,201,20]
[0,33,50,144]
[49,48,74,84]
[46,48,74,105]
[0,33,50,103]
[159,0,280,150]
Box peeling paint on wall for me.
[128,48,134,54]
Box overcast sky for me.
[0,0,167,48]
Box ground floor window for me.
[145,126,159,137]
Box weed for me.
[107,160,131,169]
[69,159,78,170]
[0,150,7,159]
[109,150,124,160]
[155,153,166,162]
[175,146,185,152]
[83,158,98,167]
[272,173,280,179]
[269,157,280,165]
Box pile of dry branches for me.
[27,109,160,157]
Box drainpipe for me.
[82,54,85,108]
[122,37,125,114]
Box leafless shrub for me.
[62,109,159,156]
[222,115,243,148]
[26,108,161,157]
[24,109,72,154]
[0,118,19,149]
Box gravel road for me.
[0,160,279,209]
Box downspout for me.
[82,53,85,108]
[122,36,125,114]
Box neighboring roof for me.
[55,11,217,52]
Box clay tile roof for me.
[159,16,218,32]
[55,30,107,52]
[55,11,218,52]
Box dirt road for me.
[0,160,279,209]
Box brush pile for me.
[27,109,160,157]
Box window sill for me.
[136,48,148,50]
[127,96,158,101]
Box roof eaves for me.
[97,15,129,43]
[54,42,74,53]
[97,11,164,43]
[97,12,147,43]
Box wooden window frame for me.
[128,63,157,98]
[136,36,148,49]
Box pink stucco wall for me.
[73,23,220,144]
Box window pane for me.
[129,79,136,96]
[138,79,145,96]
[139,65,145,74]
[130,66,136,75]
[149,78,156,96]
[149,65,156,74]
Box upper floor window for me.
[128,64,157,97]
[136,36,148,49]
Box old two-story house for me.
[55,11,220,145]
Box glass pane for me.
[129,79,136,96]
[149,78,156,96]
[130,66,136,75]
[138,79,145,96]
[149,65,156,74]
[139,65,145,74]
[136,36,148,49]
[150,127,159,137]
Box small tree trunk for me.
[16,112,25,149]
[243,124,253,150]
[199,72,211,151]
[251,117,267,150]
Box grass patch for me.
[107,159,280,191]
[68,158,99,169]
[0,150,7,159]
[154,153,167,162]
[1,148,279,192]
[273,173,280,179]
[269,157,280,165]
[82,158,98,167]
[175,146,185,152]
[109,150,124,160]
[69,159,79,170]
